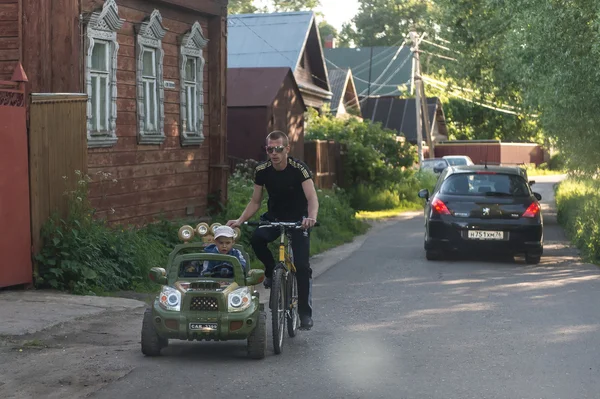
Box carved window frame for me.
[135,10,167,145]
[179,21,208,146]
[83,0,124,148]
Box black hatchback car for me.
[418,165,543,264]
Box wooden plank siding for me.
[0,0,19,81]
[81,0,213,226]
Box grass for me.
[356,203,423,220]
[525,167,567,176]
[555,177,600,264]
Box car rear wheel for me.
[525,253,541,264]
[426,249,443,261]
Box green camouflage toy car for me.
[140,222,267,359]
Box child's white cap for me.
[214,225,236,239]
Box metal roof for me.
[227,67,305,109]
[361,97,443,142]
[327,68,348,115]
[324,46,414,97]
[227,11,314,70]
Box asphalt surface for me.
[3,175,598,399]
[83,175,600,399]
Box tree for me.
[228,0,261,14]
[271,0,320,12]
[318,21,337,48]
[339,0,435,47]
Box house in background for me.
[361,96,448,145]
[227,67,306,162]
[0,0,229,226]
[324,45,414,99]
[227,11,332,112]
[327,67,361,119]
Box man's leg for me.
[291,229,313,329]
[250,226,279,287]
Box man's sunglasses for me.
[266,145,286,154]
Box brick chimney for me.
[324,34,336,49]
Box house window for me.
[83,0,124,148]
[136,10,166,145]
[179,21,208,146]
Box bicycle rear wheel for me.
[287,271,299,337]
[270,266,286,354]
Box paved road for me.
[3,175,599,399]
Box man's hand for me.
[302,217,316,230]
[226,219,241,228]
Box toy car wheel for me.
[525,253,541,265]
[141,308,164,356]
[247,310,267,360]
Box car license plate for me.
[467,230,504,240]
[189,323,217,330]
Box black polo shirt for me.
[254,157,314,222]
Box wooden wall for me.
[269,75,305,161]
[82,0,212,226]
[0,0,20,81]
[22,0,81,92]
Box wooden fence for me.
[303,140,345,189]
[29,93,88,255]
[228,140,347,189]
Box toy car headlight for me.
[228,287,251,312]
[159,286,181,311]
[196,222,209,236]
[178,225,195,242]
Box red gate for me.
[0,64,32,288]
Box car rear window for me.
[445,158,467,166]
[439,173,530,196]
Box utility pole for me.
[366,46,374,120]
[410,29,433,161]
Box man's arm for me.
[301,179,319,229]
[226,184,264,228]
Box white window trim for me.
[135,9,166,145]
[83,0,124,148]
[179,21,208,146]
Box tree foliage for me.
[339,0,435,47]
[433,0,600,172]
[271,0,320,12]
[228,0,263,14]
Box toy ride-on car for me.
[140,222,267,359]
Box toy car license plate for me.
[468,230,503,240]
[189,323,217,330]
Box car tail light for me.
[522,202,540,218]
[432,198,451,215]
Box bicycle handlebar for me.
[244,220,320,228]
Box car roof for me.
[446,164,526,176]
[443,155,470,158]
[422,157,448,162]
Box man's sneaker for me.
[300,315,313,330]
[263,277,272,289]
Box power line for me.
[358,45,408,97]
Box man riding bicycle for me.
[227,130,319,330]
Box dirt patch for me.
[0,307,147,398]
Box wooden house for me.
[227,11,332,112]
[227,67,306,162]
[0,0,229,227]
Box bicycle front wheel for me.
[287,271,299,337]
[271,266,286,354]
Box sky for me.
[253,0,360,31]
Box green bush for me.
[305,112,417,190]
[547,152,566,171]
[34,172,174,295]
[555,177,600,262]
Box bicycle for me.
[245,220,318,354]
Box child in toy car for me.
[181,225,247,278]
